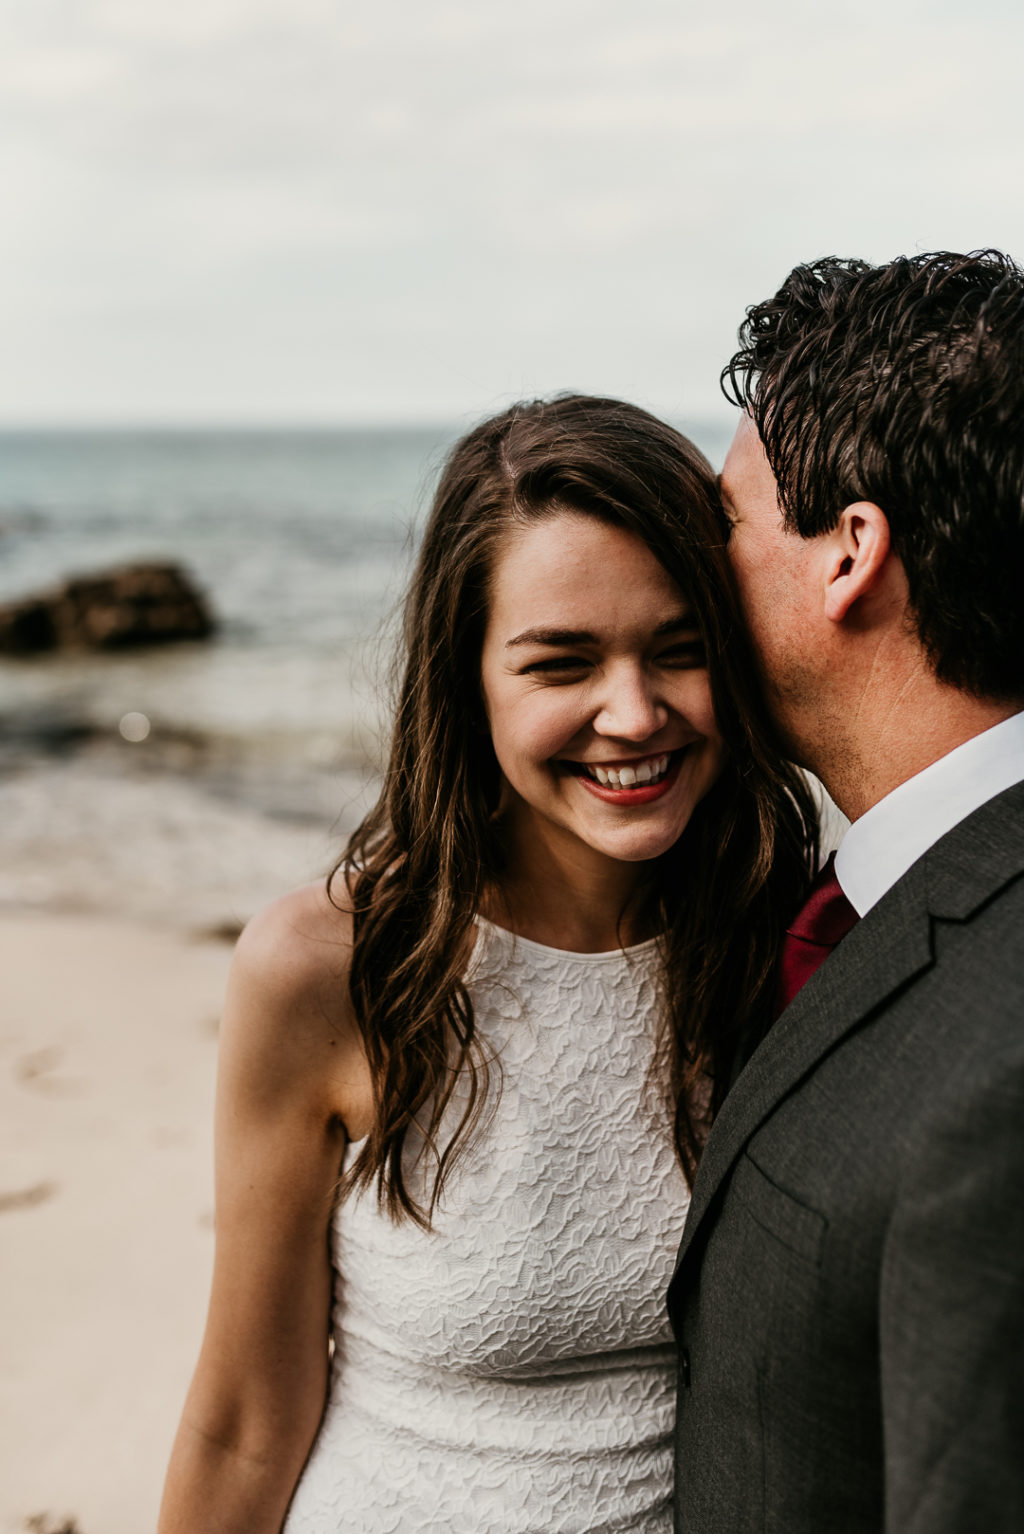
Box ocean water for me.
[0,427,458,752]
[0,420,734,926]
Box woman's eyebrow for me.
[505,627,594,649]
[505,615,697,649]
[654,615,700,636]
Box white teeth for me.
[581,752,672,789]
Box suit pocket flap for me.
[730,1152,827,1267]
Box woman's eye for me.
[522,655,589,675]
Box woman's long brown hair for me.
[333,395,818,1227]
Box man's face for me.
[719,413,823,752]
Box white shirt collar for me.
[834,710,1024,917]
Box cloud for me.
[1,0,1023,420]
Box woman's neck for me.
[484,817,658,953]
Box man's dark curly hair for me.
[722,249,1024,702]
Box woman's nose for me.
[592,667,668,741]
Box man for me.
[669,250,1024,1531]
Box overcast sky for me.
[3,0,1023,425]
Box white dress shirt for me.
[834,710,1024,917]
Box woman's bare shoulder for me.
[232,878,355,1010]
[220,878,371,1134]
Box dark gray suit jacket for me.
[668,779,1024,1533]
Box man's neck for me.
[803,673,1021,823]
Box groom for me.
[669,250,1024,1531]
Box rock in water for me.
[0,562,216,653]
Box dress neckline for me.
[473,915,661,964]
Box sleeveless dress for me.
[283,917,691,1533]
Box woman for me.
[159,396,817,1533]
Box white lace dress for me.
[283,917,691,1533]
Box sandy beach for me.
[0,733,375,1534]
[0,912,235,1534]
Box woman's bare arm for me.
[159,882,372,1534]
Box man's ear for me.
[822,502,892,623]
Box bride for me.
[159,394,816,1532]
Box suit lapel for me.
[674,779,1024,1279]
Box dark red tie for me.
[774,854,860,1018]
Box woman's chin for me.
[574,817,693,867]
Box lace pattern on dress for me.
[284,917,690,1533]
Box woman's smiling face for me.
[480,511,726,874]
